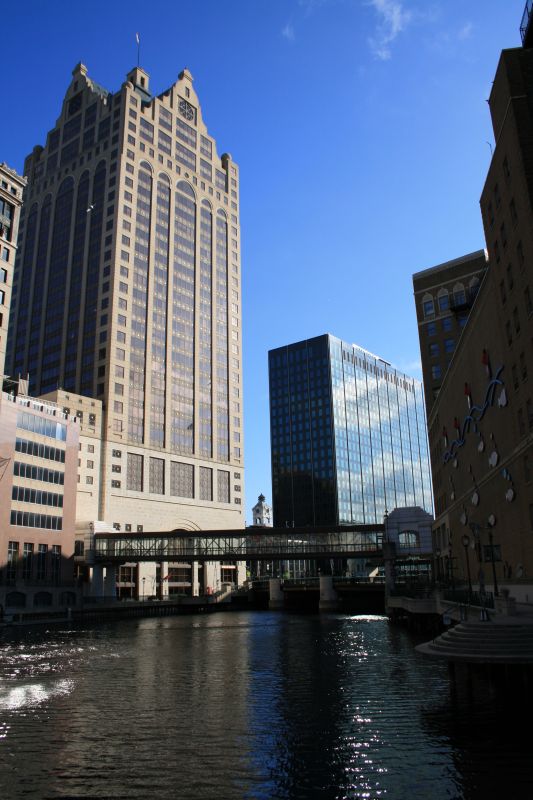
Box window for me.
[398,531,418,549]
[170,462,194,498]
[431,364,441,380]
[127,453,143,491]
[500,280,507,304]
[442,317,452,333]
[507,263,514,290]
[429,342,439,358]
[438,293,449,312]
[444,338,455,354]
[149,458,165,494]
[217,470,230,503]
[483,544,501,563]
[140,118,154,144]
[423,299,434,318]
[453,288,465,306]
[199,466,213,501]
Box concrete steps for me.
[416,621,533,664]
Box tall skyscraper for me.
[7,63,244,532]
[0,163,25,379]
[268,334,433,528]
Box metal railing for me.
[443,588,494,609]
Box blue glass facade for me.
[269,334,433,527]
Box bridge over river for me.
[91,524,386,564]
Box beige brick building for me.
[7,63,244,540]
[0,390,80,613]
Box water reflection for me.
[0,613,531,799]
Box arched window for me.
[453,282,465,306]
[176,180,195,198]
[422,293,434,318]
[398,531,418,549]
[437,288,449,312]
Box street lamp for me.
[142,576,145,601]
[487,527,499,597]
[461,534,472,600]
[435,548,441,583]
[469,522,499,598]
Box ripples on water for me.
[0,612,532,799]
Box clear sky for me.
[2,0,526,521]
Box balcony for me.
[521,0,533,47]
[449,287,478,314]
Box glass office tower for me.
[269,334,433,527]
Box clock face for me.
[179,98,195,122]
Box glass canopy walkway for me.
[92,525,385,563]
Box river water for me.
[0,611,531,799]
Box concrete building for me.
[413,250,488,415]
[414,20,533,601]
[0,390,80,613]
[0,164,25,380]
[6,62,244,536]
[268,334,433,528]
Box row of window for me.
[12,485,64,508]
[422,282,478,319]
[14,460,65,485]
[10,511,63,530]
[123,454,242,503]
[5,541,61,581]
[16,411,67,441]
[15,437,66,463]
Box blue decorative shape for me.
[443,366,505,463]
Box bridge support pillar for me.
[90,565,104,598]
[319,575,339,611]
[104,565,117,599]
[269,578,284,610]
[160,562,169,599]
[382,542,397,609]
[138,562,157,600]
[192,561,200,597]
[236,561,247,588]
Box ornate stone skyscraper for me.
[7,63,244,533]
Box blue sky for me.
[2,0,525,520]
